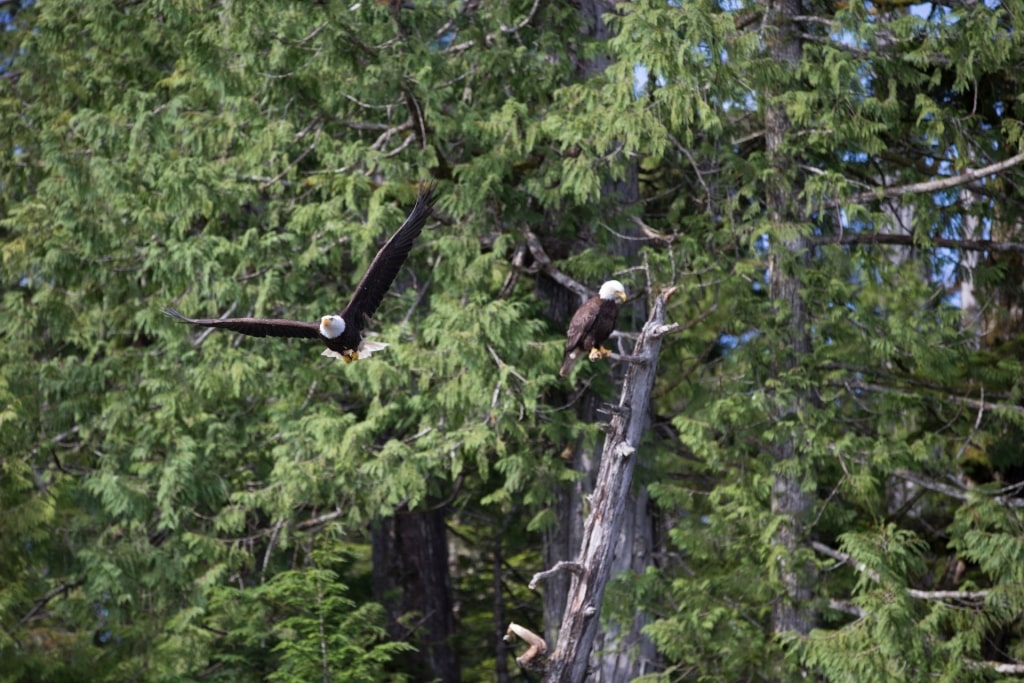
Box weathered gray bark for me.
[590,485,659,680]
[536,293,676,683]
[537,3,655,676]
[764,0,817,639]
[541,420,595,647]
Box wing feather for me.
[565,296,601,351]
[339,183,437,331]
[164,308,321,339]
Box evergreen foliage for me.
[1,0,1023,681]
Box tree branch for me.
[814,231,1024,254]
[529,561,584,590]
[812,541,990,601]
[505,622,548,671]
[521,228,592,301]
[20,579,86,624]
[441,0,541,53]
[832,151,1024,207]
[892,468,1024,509]
[842,379,1024,420]
[967,660,1024,674]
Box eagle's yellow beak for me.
[321,316,331,327]
[616,291,628,303]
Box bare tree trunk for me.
[542,424,595,646]
[764,0,817,640]
[590,485,659,680]
[537,3,656,676]
[535,293,677,683]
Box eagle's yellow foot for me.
[589,346,612,361]
[342,349,359,363]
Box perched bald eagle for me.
[165,184,437,362]
[559,279,628,377]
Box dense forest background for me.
[3,0,1024,681]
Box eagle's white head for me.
[599,280,627,303]
[320,315,346,339]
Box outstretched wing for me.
[565,296,601,351]
[164,308,321,339]
[339,183,437,331]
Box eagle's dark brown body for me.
[559,280,626,377]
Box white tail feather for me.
[320,340,390,361]
[358,340,389,357]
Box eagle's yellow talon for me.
[342,349,359,363]
[588,347,603,361]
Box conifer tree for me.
[597,0,1024,680]
[3,0,1024,681]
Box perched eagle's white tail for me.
[558,351,578,377]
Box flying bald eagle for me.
[559,279,628,377]
[165,184,437,363]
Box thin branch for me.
[892,468,1024,509]
[487,344,528,384]
[529,561,584,590]
[500,0,542,34]
[298,379,319,414]
[293,21,329,46]
[340,91,398,111]
[967,660,1024,674]
[812,541,990,601]
[833,151,1024,207]
[827,598,863,617]
[381,131,417,158]
[20,579,86,624]
[731,129,765,147]
[296,508,344,530]
[812,541,880,581]
[30,424,82,459]
[261,519,285,582]
[629,215,674,245]
[667,133,711,202]
[906,588,990,601]
[521,229,591,301]
[953,387,985,462]
[402,255,440,325]
[814,231,1024,254]
[339,120,394,132]
[315,572,330,683]
[842,379,1024,419]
